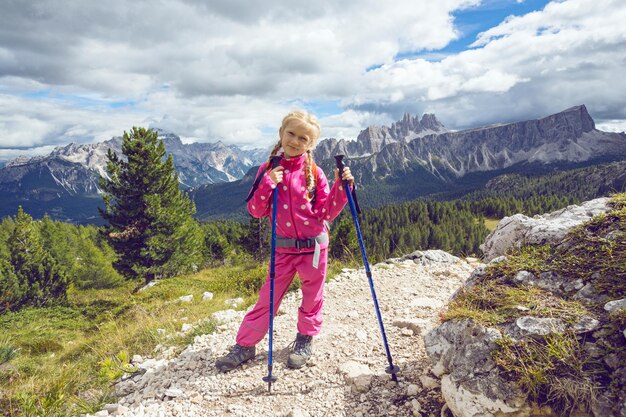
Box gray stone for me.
[515,316,566,337]
[407,384,419,396]
[393,319,428,335]
[224,297,245,308]
[514,270,535,284]
[441,374,531,417]
[339,361,372,393]
[574,283,609,304]
[103,404,119,413]
[604,298,626,313]
[536,271,564,294]
[425,319,502,378]
[403,249,460,265]
[455,266,487,297]
[571,316,600,333]
[563,278,585,292]
[480,198,611,261]
[419,375,440,390]
[164,387,184,398]
[489,256,508,264]
[202,291,214,301]
[178,294,193,302]
[211,309,240,323]
[583,342,605,358]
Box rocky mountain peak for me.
[420,113,445,131]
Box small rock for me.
[202,291,214,301]
[514,271,535,283]
[164,387,184,398]
[181,323,193,332]
[156,328,166,335]
[419,375,440,389]
[571,316,600,333]
[489,256,508,264]
[604,298,626,313]
[225,297,245,308]
[410,399,421,415]
[211,309,239,323]
[407,384,419,396]
[339,361,373,393]
[94,411,109,417]
[393,319,428,335]
[516,316,566,337]
[401,328,414,337]
[132,355,143,364]
[563,278,584,292]
[179,294,193,302]
[103,404,119,414]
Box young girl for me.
[216,110,354,371]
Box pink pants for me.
[236,248,328,347]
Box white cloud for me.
[347,0,626,130]
[1,0,626,154]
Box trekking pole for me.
[335,155,400,383]
[262,155,282,393]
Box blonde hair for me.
[268,110,321,201]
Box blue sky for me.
[0,0,625,161]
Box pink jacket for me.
[246,153,350,254]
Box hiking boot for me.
[215,344,256,372]
[287,333,313,369]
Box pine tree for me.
[6,207,68,309]
[0,259,22,314]
[99,127,203,285]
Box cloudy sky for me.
[1,0,625,162]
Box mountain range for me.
[0,105,624,223]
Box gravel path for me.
[99,251,480,417]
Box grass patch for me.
[484,218,500,231]
[444,281,589,326]
[494,333,600,415]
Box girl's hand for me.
[334,167,354,185]
[268,166,284,184]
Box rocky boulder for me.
[480,197,611,261]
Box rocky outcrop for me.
[480,197,611,261]
[426,197,626,417]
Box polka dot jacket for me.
[246,152,351,254]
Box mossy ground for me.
[443,192,626,416]
[0,258,356,416]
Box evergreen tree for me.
[0,259,22,314]
[6,207,68,309]
[99,127,203,285]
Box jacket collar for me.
[279,152,307,169]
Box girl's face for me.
[279,120,316,158]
